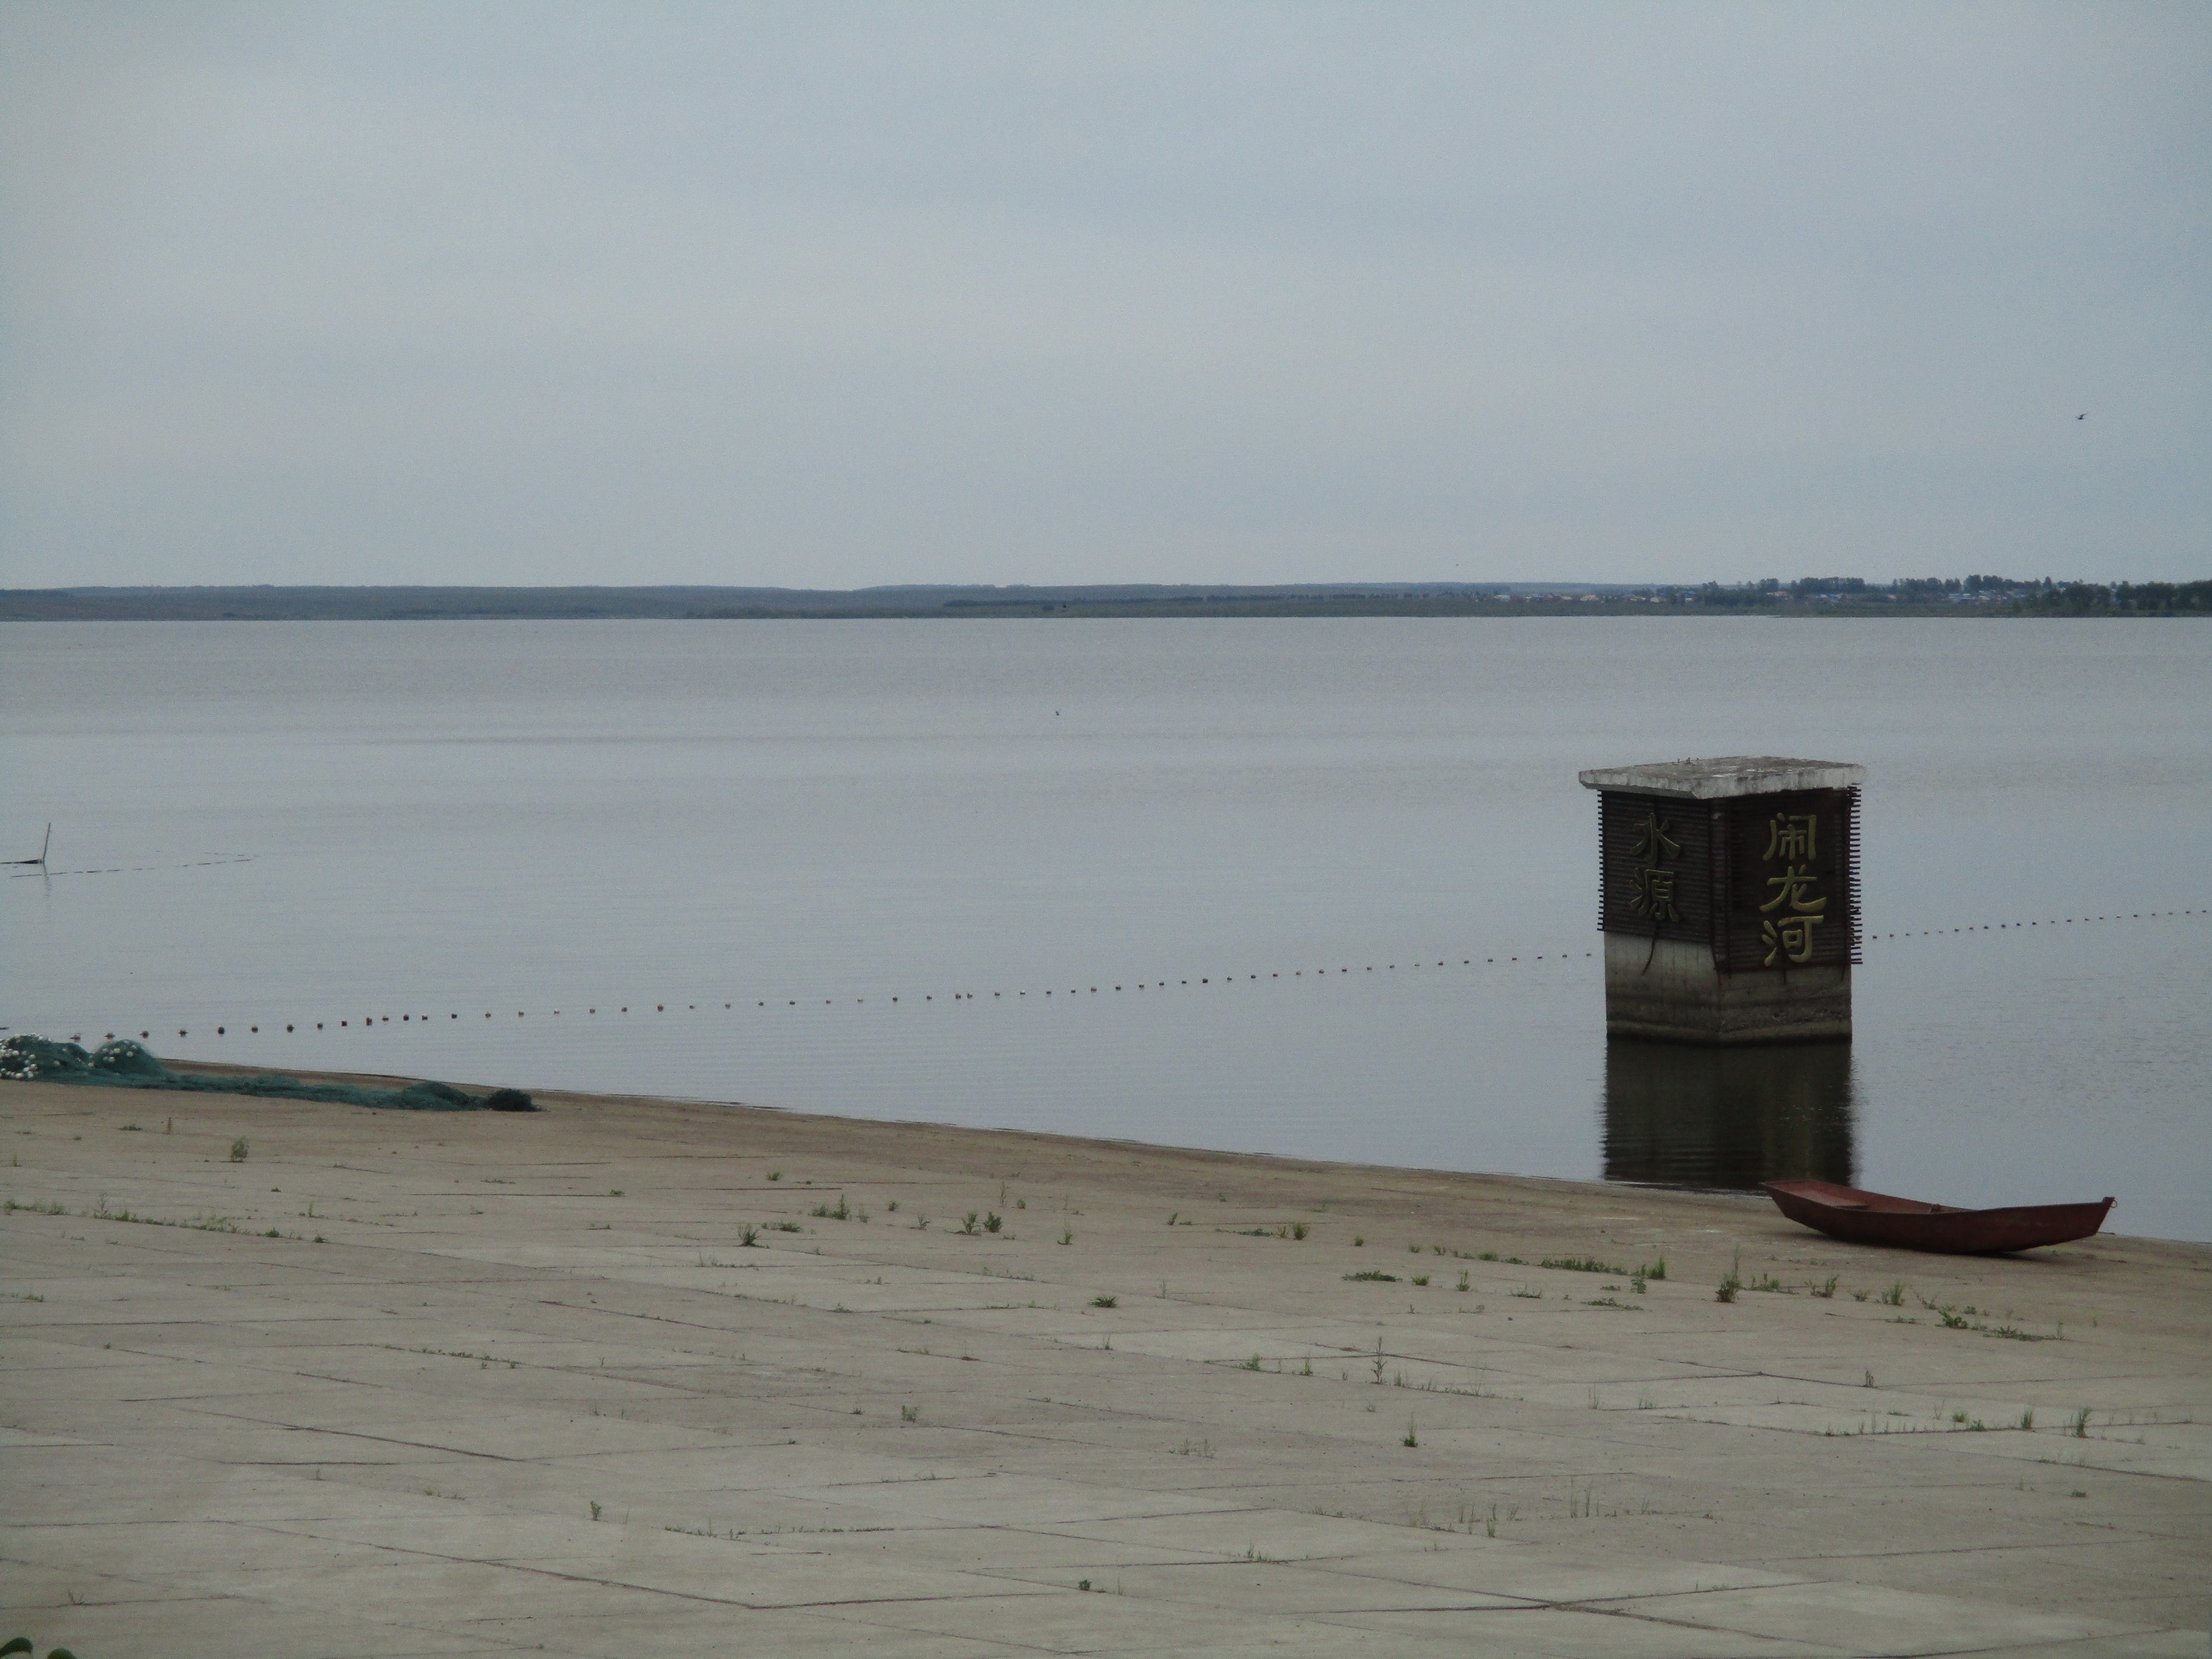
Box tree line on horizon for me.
[1667,576,2211,613]
[0,576,2205,621]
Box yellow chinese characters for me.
[1626,810,1682,923]
[1763,813,1817,860]
[1630,866,1681,922]
[1758,810,1826,964]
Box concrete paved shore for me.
[3,1075,2205,1656]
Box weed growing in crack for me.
[1715,1251,1743,1303]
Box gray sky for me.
[3,2,2205,588]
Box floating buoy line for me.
[1861,908,2204,941]
[58,905,2205,1047]
[9,854,254,880]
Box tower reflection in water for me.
[1601,1040,1856,1190]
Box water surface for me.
[4,619,2205,1237]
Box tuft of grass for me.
[739,1225,760,1247]
[1455,1270,1470,1292]
[1344,1270,1398,1282]
[769,1220,801,1232]
[1352,1235,1364,1246]
[1092,1294,1117,1308]
[900,1404,919,1422]
[1708,1256,1743,1310]
[2019,1408,2035,1431]
[1641,1257,1666,1280]
[2072,1406,2092,1438]
[1242,1354,1262,1370]
[984,1211,1004,1233]
[1879,1279,1907,1307]
[229,1136,249,1163]
[1810,1275,1839,1299]
[810,1197,851,1221]
[588,1501,602,1522]
[1540,1256,1626,1274]
[767,1170,782,1180]
[959,1211,980,1235]
[1410,1273,1430,1286]
[1402,1418,1418,1447]
[1059,1225,1074,1245]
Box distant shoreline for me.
[4,580,2206,622]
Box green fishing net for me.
[0,1035,534,1111]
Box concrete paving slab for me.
[408,1537,1067,1610]
[249,1510,773,1562]
[0,1593,517,1659]
[1767,1536,2207,1635]
[1,1518,391,1581]
[1916,1422,2212,1481]
[0,1425,107,1448]
[1582,1580,2143,1654]
[774,1472,1241,1529]
[1312,1605,1846,1656]
[5,1077,2205,1655]
[1304,1544,1808,1603]
[153,1556,694,1622]
[832,1587,1343,1653]
[0,1561,178,1610]
[169,1399,742,1463]
[977,1556,1536,1612]
[749,1523,1228,1575]
[476,1603,1037,1658]
[1046,1505,1500,1561]
[1964,1636,2205,1659]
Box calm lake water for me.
[4,619,2208,1239]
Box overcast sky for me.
[2,2,2205,589]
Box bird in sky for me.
[2077,413,2087,420]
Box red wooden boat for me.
[1761,1179,2114,1254]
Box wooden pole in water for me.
[4,824,49,866]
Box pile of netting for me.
[0,1035,535,1111]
